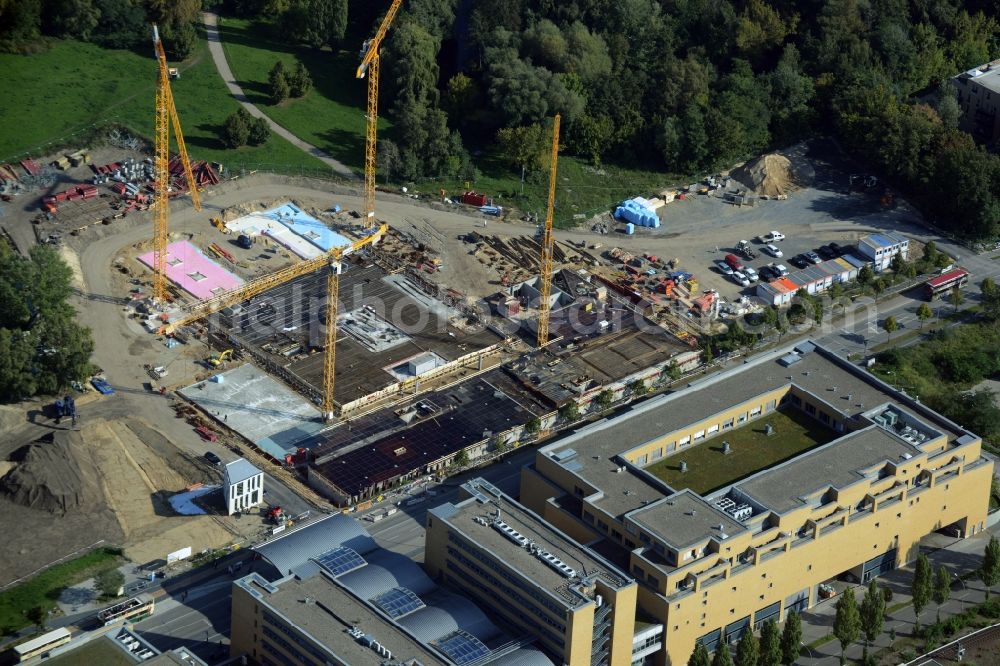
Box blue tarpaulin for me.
[614,198,660,228]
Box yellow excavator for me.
[208,349,233,367]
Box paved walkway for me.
[201,12,357,180]
[796,527,1000,664]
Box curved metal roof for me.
[484,647,556,666]
[254,513,376,577]
[423,589,499,641]
[336,552,435,600]
[397,606,461,642]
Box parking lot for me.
[616,140,931,304]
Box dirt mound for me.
[731,154,796,197]
[0,431,103,514]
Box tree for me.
[949,285,965,313]
[495,123,548,175]
[873,278,888,301]
[780,611,802,665]
[524,417,541,435]
[222,109,252,148]
[559,402,580,422]
[288,61,312,98]
[712,642,734,666]
[912,553,932,629]
[26,605,45,630]
[882,316,898,343]
[91,0,146,49]
[860,580,885,648]
[629,380,648,396]
[280,0,348,49]
[377,139,401,184]
[759,619,781,666]
[981,535,1000,600]
[858,264,874,286]
[248,116,270,146]
[917,303,933,330]
[95,568,124,598]
[595,390,615,410]
[160,20,196,60]
[453,449,470,467]
[0,244,93,400]
[43,0,99,40]
[933,565,951,620]
[735,628,759,666]
[833,589,860,662]
[268,61,290,104]
[668,361,682,381]
[688,643,711,666]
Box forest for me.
[2,0,1000,240]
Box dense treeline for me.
[370,0,1000,239]
[0,242,94,401]
[5,0,1000,238]
[0,0,202,57]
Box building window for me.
[679,436,691,446]
[819,411,830,424]
[694,430,706,441]
[750,406,762,417]
[636,454,648,465]
[805,403,816,415]
[765,400,777,412]
[633,565,645,579]
[584,511,594,524]
[723,418,735,430]
[738,414,747,423]
[651,448,663,460]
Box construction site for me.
[0,7,940,596]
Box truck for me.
[724,254,745,272]
[237,234,254,250]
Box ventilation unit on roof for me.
[492,519,530,548]
[534,548,577,578]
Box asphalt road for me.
[133,578,235,664]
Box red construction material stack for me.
[110,182,128,196]
[0,165,18,182]
[20,159,40,176]
[79,184,98,199]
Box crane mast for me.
[536,114,561,347]
[357,0,403,223]
[152,24,201,303]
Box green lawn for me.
[36,635,137,665]
[0,548,124,634]
[218,17,377,175]
[0,33,327,172]
[215,17,672,227]
[645,408,839,494]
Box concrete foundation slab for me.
[264,203,351,252]
[138,240,244,300]
[225,213,324,260]
[178,364,325,459]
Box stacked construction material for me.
[614,197,660,228]
[42,184,99,205]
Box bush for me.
[268,61,290,104]
[289,61,312,97]
[94,568,124,598]
[248,116,271,146]
[882,586,893,603]
[222,108,252,148]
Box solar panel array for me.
[314,546,366,577]
[372,587,425,618]
[436,630,491,665]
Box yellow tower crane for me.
[152,24,201,303]
[356,0,403,223]
[536,114,561,347]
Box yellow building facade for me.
[519,342,993,665]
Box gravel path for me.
[201,12,357,180]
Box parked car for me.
[760,231,786,243]
[759,266,778,281]
[730,271,751,287]
[91,378,115,395]
[804,250,822,264]
[714,260,734,275]
[774,263,789,276]
[790,254,811,269]
[816,244,837,260]
[742,267,759,282]
[724,254,745,271]
[764,244,783,258]
[204,451,222,466]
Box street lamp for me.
[954,573,968,612]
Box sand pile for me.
[731,154,796,197]
[1,431,103,514]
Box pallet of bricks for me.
[41,184,99,213]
